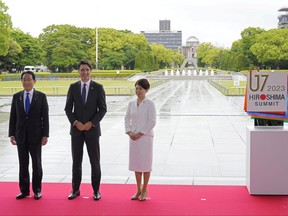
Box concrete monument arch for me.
[179,36,199,72]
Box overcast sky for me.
[3,0,288,48]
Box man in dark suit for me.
[9,71,49,200]
[65,60,107,200]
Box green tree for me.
[39,25,91,72]
[0,29,44,71]
[225,52,249,71]
[96,28,147,70]
[100,48,126,70]
[12,29,44,69]
[0,0,12,57]
[97,28,130,70]
[122,33,147,69]
[150,43,172,68]
[250,28,288,69]
[222,41,249,71]
[197,43,221,67]
[0,37,22,71]
[234,27,266,68]
[218,49,230,70]
[171,50,186,68]
[39,26,148,71]
[134,50,157,71]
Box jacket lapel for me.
[19,91,25,113]
[86,81,96,105]
[76,81,84,105]
[29,90,39,112]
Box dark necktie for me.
[25,92,30,115]
[82,83,86,104]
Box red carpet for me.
[1,182,288,216]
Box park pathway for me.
[0,80,252,185]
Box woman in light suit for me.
[125,78,156,201]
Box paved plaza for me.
[0,80,263,186]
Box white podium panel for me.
[246,126,288,195]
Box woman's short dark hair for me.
[78,60,92,70]
[135,78,150,90]
[21,71,36,80]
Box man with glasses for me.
[9,71,49,200]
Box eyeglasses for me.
[21,78,34,82]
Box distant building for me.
[141,20,182,50]
[159,19,171,31]
[179,36,199,59]
[278,7,288,29]
[179,36,200,72]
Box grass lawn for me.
[0,79,137,96]
[213,80,247,95]
[215,80,246,88]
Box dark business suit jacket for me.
[65,80,107,192]
[9,89,49,143]
[8,89,49,194]
[65,80,107,137]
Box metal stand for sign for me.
[254,118,283,126]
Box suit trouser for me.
[71,134,101,192]
[17,141,42,194]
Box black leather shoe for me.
[16,193,29,199]
[93,191,101,200]
[68,190,80,200]
[34,192,42,200]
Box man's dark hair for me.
[21,71,36,80]
[135,78,150,90]
[78,60,92,70]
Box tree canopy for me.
[0,0,12,57]
[1,2,288,72]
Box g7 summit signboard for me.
[246,72,287,112]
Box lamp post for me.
[95,27,98,70]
